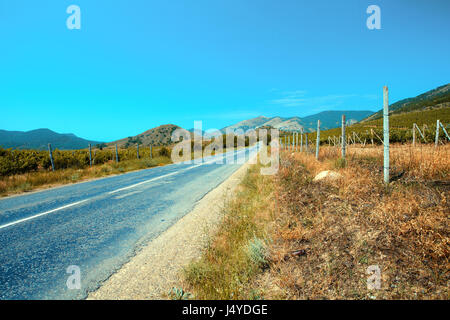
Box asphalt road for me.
[0,145,259,299]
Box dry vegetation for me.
[0,141,251,198]
[184,144,449,300]
[183,163,276,299]
[0,156,171,197]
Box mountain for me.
[0,129,102,150]
[363,83,450,122]
[300,111,374,130]
[221,111,374,133]
[107,124,182,147]
[221,116,273,132]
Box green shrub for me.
[246,236,268,269]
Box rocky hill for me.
[107,124,182,147]
[221,110,373,133]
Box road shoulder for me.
[87,156,256,300]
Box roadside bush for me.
[246,236,269,269]
[0,148,40,175]
[159,147,170,157]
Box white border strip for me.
[0,199,89,230]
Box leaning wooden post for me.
[439,121,450,141]
[292,132,297,151]
[341,115,346,158]
[383,86,389,184]
[115,144,119,163]
[300,130,303,152]
[293,133,296,151]
[88,144,92,167]
[412,124,416,147]
[48,143,55,172]
[305,133,308,152]
[292,132,295,151]
[435,120,440,147]
[137,143,140,159]
[315,120,320,160]
[293,132,296,151]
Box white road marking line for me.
[114,190,142,199]
[108,171,180,194]
[0,147,258,230]
[0,199,89,230]
[107,153,240,195]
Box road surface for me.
[0,145,259,299]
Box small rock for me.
[283,249,307,261]
[313,170,343,182]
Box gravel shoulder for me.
[88,155,256,300]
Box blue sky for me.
[1,0,449,141]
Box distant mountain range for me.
[0,129,101,150]
[3,84,448,150]
[107,124,182,148]
[221,110,374,133]
[0,111,372,150]
[362,83,450,122]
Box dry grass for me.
[344,144,449,181]
[0,156,171,197]
[185,143,449,300]
[0,144,251,198]
[255,143,449,299]
[183,163,276,299]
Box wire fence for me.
[279,87,450,183]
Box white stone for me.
[313,170,342,182]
